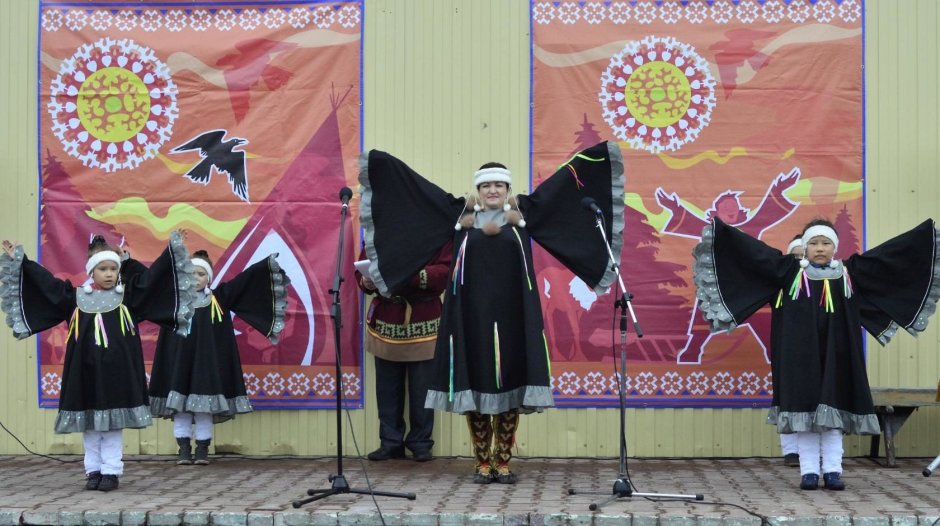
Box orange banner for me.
[38,1,363,409]
[531,0,863,407]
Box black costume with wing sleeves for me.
[520,141,625,293]
[149,255,289,421]
[693,218,939,435]
[0,232,196,433]
[360,142,624,415]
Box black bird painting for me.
[172,129,250,202]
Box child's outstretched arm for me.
[692,218,796,332]
[847,219,940,344]
[122,231,198,336]
[213,253,291,344]
[0,243,76,339]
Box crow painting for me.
[172,130,250,202]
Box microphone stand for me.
[924,454,940,477]
[292,191,416,507]
[567,210,703,511]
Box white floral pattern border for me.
[41,369,768,399]
[40,371,363,398]
[41,4,362,33]
[532,0,861,26]
[551,370,773,397]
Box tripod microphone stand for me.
[293,187,416,508]
[923,454,940,477]
[568,200,703,511]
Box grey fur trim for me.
[150,392,253,424]
[766,405,880,435]
[358,151,392,298]
[875,321,901,346]
[692,223,737,332]
[0,245,31,339]
[54,405,153,433]
[904,221,940,335]
[169,231,198,337]
[267,254,290,344]
[425,385,554,415]
[595,141,625,294]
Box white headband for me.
[85,251,121,275]
[786,239,803,254]
[474,167,512,187]
[802,225,839,252]
[191,258,214,283]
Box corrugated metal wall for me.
[0,0,937,458]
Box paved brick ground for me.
[0,455,937,525]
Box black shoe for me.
[823,472,845,491]
[411,449,433,462]
[367,446,405,461]
[194,439,211,465]
[800,473,819,490]
[84,471,102,490]
[472,468,494,484]
[783,453,800,467]
[176,437,193,465]
[97,474,119,492]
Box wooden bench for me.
[868,387,940,467]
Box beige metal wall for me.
[0,0,937,458]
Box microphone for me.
[339,187,353,209]
[581,197,602,216]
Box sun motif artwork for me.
[599,36,716,153]
[48,38,178,172]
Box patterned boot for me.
[466,412,494,484]
[194,439,211,465]
[176,437,193,465]
[491,410,519,484]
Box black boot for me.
[84,471,102,490]
[194,439,211,465]
[176,437,193,465]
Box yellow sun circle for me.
[624,61,692,128]
[76,67,151,143]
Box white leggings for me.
[83,430,124,476]
[797,430,843,476]
[780,432,799,455]
[173,412,213,441]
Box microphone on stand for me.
[581,197,602,216]
[339,187,353,211]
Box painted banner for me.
[38,1,363,409]
[531,0,863,407]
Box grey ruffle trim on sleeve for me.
[0,246,32,339]
[358,151,391,298]
[54,405,153,433]
[875,321,901,346]
[594,141,626,294]
[904,221,940,336]
[267,254,291,344]
[692,223,737,332]
[169,231,198,337]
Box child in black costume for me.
[693,217,939,490]
[0,232,196,491]
[148,249,289,465]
